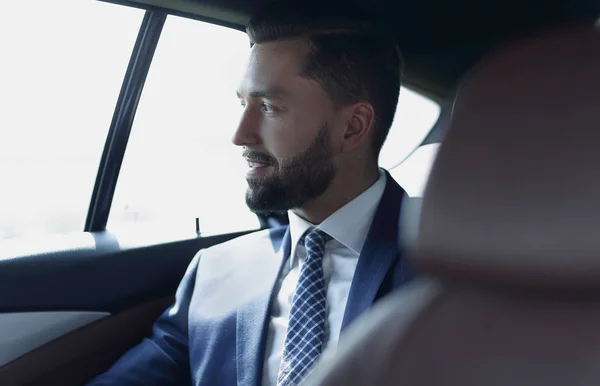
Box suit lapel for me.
[341,173,406,332]
[236,226,291,386]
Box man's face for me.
[234,40,339,214]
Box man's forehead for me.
[248,39,309,72]
[238,40,311,98]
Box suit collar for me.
[287,168,387,264]
[236,226,291,386]
[319,169,387,254]
[341,171,407,331]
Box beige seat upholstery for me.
[302,20,600,386]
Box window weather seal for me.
[85,10,167,232]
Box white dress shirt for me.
[261,169,387,386]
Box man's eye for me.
[239,100,246,108]
[261,103,274,113]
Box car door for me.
[0,1,443,385]
[0,3,269,385]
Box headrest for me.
[415,21,600,291]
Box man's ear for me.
[340,102,375,153]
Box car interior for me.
[303,19,600,386]
[0,0,598,385]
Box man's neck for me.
[292,166,381,224]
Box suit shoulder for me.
[201,225,288,257]
[192,226,288,292]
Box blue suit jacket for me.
[88,173,413,385]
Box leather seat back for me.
[303,20,600,386]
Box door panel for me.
[0,297,172,386]
[0,311,109,367]
[0,230,252,312]
[0,229,255,383]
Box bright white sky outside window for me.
[0,2,439,241]
[0,1,143,240]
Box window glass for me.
[389,143,440,197]
[379,88,440,171]
[0,1,143,240]
[108,16,256,237]
[380,88,441,198]
[109,16,441,236]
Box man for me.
[88,1,413,385]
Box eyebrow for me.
[236,89,287,101]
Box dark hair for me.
[246,0,402,158]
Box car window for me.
[389,143,440,197]
[108,15,441,237]
[107,15,257,237]
[379,88,441,196]
[0,1,143,241]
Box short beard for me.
[245,123,336,215]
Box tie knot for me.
[301,228,331,250]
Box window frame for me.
[84,10,166,232]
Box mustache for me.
[242,149,275,164]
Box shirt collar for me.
[288,169,387,260]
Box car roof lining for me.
[102,0,599,100]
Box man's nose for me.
[232,108,261,147]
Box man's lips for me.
[245,159,270,167]
[244,158,273,174]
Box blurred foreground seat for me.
[303,20,600,386]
